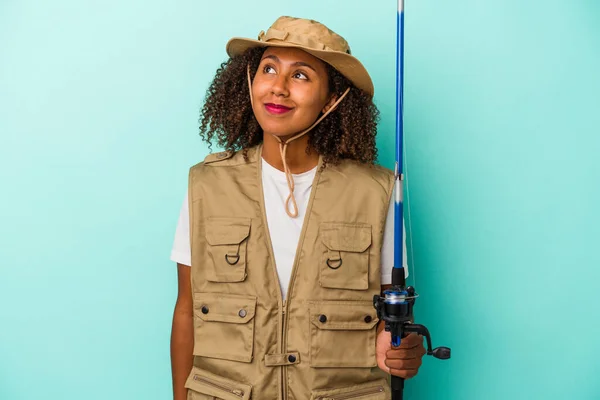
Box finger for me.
[387,342,426,359]
[389,367,419,379]
[385,357,422,371]
[386,344,421,359]
[399,333,423,348]
[385,348,421,360]
[376,353,390,375]
[386,336,422,352]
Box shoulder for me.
[203,150,235,164]
[333,159,394,182]
[189,146,259,173]
[324,159,395,196]
[191,149,237,171]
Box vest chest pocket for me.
[205,217,251,283]
[320,222,372,290]
[193,293,257,363]
[308,300,379,368]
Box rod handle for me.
[391,375,404,400]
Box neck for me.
[262,133,319,174]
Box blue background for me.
[1,0,599,399]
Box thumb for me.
[376,330,391,374]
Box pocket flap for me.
[321,222,372,252]
[205,217,251,245]
[185,366,252,400]
[195,293,256,324]
[309,300,379,330]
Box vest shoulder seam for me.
[203,150,235,164]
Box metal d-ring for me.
[225,254,240,265]
[326,258,343,269]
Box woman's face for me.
[251,47,334,139]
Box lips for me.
[265,103,293,115]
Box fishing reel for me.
[373,268,451,398]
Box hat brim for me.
[226,37,374,97]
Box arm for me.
[170,263,194,400]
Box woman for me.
[170,16,425,400]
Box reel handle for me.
[403,323,451,359]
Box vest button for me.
[319,314,327,323]
[287,354,296,363]
[201,306,209,314]
[239,309,247,318]
[364,315,373,323]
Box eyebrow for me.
[261,54,317,72]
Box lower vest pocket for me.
[310,379,390,400]
[185,366,252,400]
[193,293,257,363]
[308,300,379,368]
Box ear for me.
[321,93,339,114]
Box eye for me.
[293,71,308,80]
[263,65,276,74]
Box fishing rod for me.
[373,1,451,399]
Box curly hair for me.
[198,47,380,166]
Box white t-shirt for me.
[170,158,407,299]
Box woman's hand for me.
[376,330,426,379]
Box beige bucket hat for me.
[226,16,375,97]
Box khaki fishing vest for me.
[185,144,395,400]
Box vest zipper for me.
[256,149,288,400]
[281,298,287,400]
[280,158,322,400]
[192,374,245,398]
[314,386,385,400]
[256,147,324,400]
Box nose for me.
[271,73,289,97]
